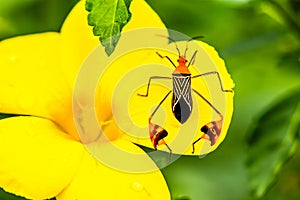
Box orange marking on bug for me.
[200,115,223,145]
[149,122,168,150]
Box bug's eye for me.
[177,59,179,62]
[185,60,188,62]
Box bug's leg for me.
[149,90,172,120]
[137,76,171,97]
[192,135,208,154]
[156,52,177,68]
[149,124,172,162]
[149,90,172,160]
[191,89,224,153]
[192,89,222,116]
[192,117,223,154]
[187,50,198,67]
[192,71,233,93]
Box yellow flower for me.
[0,0,234,198]
[0,0,170,199]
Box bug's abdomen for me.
[172,74,192,123]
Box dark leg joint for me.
[192,138,201,154]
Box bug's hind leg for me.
[191,88,224,154]
[147,90,173,161]
[192,116,223,154]
[149,121,172,161]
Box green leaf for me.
[246,89,300,198]
[0,187,28,200]
[0,113,20,120]
[86,0,132,55]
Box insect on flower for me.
[138,36,233,157]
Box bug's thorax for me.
[171,56,192,124]
[173,56,191,75]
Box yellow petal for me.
[61,0,167,140]
[60,0,99,87]
[0,33,77,137]
[0,116,85,199]
[57,139,170,200]
[123,0,166,31]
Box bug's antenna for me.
[184,36,205,57]
[167,36,181,57]
[156,34,181,57]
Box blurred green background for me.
[0,0,299,199]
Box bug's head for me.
[177,56,188,65]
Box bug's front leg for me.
[156,52,177,68]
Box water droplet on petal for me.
[131,181,144,192]
[131,181,152,198]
